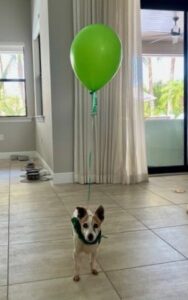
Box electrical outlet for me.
[0,134,4,141]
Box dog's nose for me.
[88,233,94,241]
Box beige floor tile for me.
[0,205,8,223]
[128,205,188,229]
[111,191,172,209]
[10,191,59,203]
[107,260,188,300]
[59,189,112,200]
[52,183,88,194]
[179,204,188,210]
[0,194,9,205]
[0,178,9,184]
[0,246,7,286]
[10,199,69,220]
[170,186,188,203]
[0,223,8,245]
[154,225,188,258]
[61,191,119,215]
[98,230,183,271]
[140,179,175,191]
[147,175,188,188]
[149,188,188,204]
[9,239,101,284]
[9,273,119,300]
[2,162,188,298]
[161,191,188,205]
[0,185,9,194]
[10,169,26,184]
[10,160,29,168]
[0,287,7,300]
[103,207,146,234]
[10,182,53,194]
[103,184,145,196]
[141,178,188,204]
[10,216,72,244]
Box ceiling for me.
[141,10,184,43]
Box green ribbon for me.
[87,91,98,202]
[87,151,92,202]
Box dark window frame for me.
[38,34,43,116]
[33,34,43,117]
[141,1,188,174]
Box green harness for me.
[71,217,102,245]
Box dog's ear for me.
[76,207,87,219]
[95,205,104,222]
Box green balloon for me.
[70,24,122,92]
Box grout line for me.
[114,203,175,211]
[6,258,188,290]
[122,178,186,203]
[6,257,188,288]
[7,227,151,247]
[146,223,188,230]
[136,183,188,206]
[102,191,176,211]
[9,237,73,246]
[123,208,188,260]
[103,258,188,274]
[50,188,73,218]
[119,204,188,212]
[8,270,103,287]
[96,260,122,300]
[151,229,188,260]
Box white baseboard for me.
[0,150,74,184]
[35,151,73,184]
[35,151,53,175]
[0,151,36,160]
[53,172,74,184]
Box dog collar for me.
[71,217,102,245]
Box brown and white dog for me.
[71,205,105,281]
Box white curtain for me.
[73,0,148,184]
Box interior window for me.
[0,45,26,116]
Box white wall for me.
[32,0,74,175]
[32,0,54,170]
[0,0,35,153]
[48,0,74,173]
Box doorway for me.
[141,7,188,173]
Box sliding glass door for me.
[141,7,187,173]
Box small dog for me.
[71,205,105,281]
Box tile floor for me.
[1,159,188,299]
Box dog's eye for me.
[94,223,98,229]
[83,223,88,229]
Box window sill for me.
[34,115,45,123]
[0,116,33,123]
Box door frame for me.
[141,0,188,174]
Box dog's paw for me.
[73,275,80,282]
[92,269,98,275]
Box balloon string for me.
[87,92,97,204]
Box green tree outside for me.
[0,54,25,116]
[144,80,183,118]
